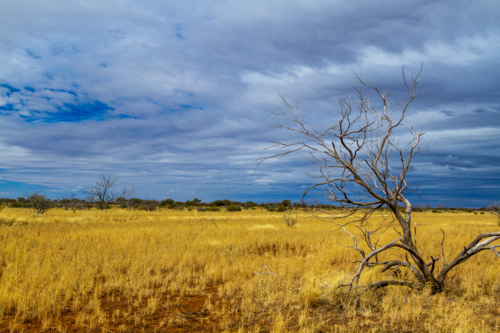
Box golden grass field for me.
[0,207,499,332]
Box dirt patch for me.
[0,285,221,333]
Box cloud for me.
[0,0,498,206]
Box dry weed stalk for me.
[283,209,298,228]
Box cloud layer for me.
[0,0,499,206]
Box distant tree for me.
[83,175,135,213]
[82,196,94,211]
[187,198,202,206]
[244,201,258,209]
[116,197,128,208]
[127,198,143,211]
[25,192,52,214]
[293,202,306,209]
[63,193,83,213]
[140,200,160,212]
[226,204,242,212]
[211,199,232,207]
[276,205,287,212]
[160,199,174,206]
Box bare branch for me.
[440,229,446,268]
[354,280,423,308]
[253,263,283,283]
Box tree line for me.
[1,194,497,215]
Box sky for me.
[0,0,499,207]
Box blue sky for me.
[0,0,499,207]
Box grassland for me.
[0,207,499,332]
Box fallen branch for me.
[253,263,283,283]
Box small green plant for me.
[209,206,221,212]
[480,212,485,215]
[10,202,23,208]
[431,209,439,213]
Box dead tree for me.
[83,174,135,213]
[259,64,500,294]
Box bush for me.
[276,205,287,212]
[209,206,220,212]
[226,204,242,212]
[431,209,439,213]
[10,202,23,208]
[161,199,175,206]
[26,193,52,214]
[197,207,206,212]
[480,211,485,215]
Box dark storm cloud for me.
[0,0,499,206]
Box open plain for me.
[0,208,499,332]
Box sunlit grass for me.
[0,207,498,332]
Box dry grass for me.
[0,207,499,332]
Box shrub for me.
[226,204,242,212]
[276,205,287,212]
[431,209,439,213]
[209,206,220,212]
[10,202,23,208]
[197,207,206,212]
[26,193,52,214]
[480,211,485,215]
